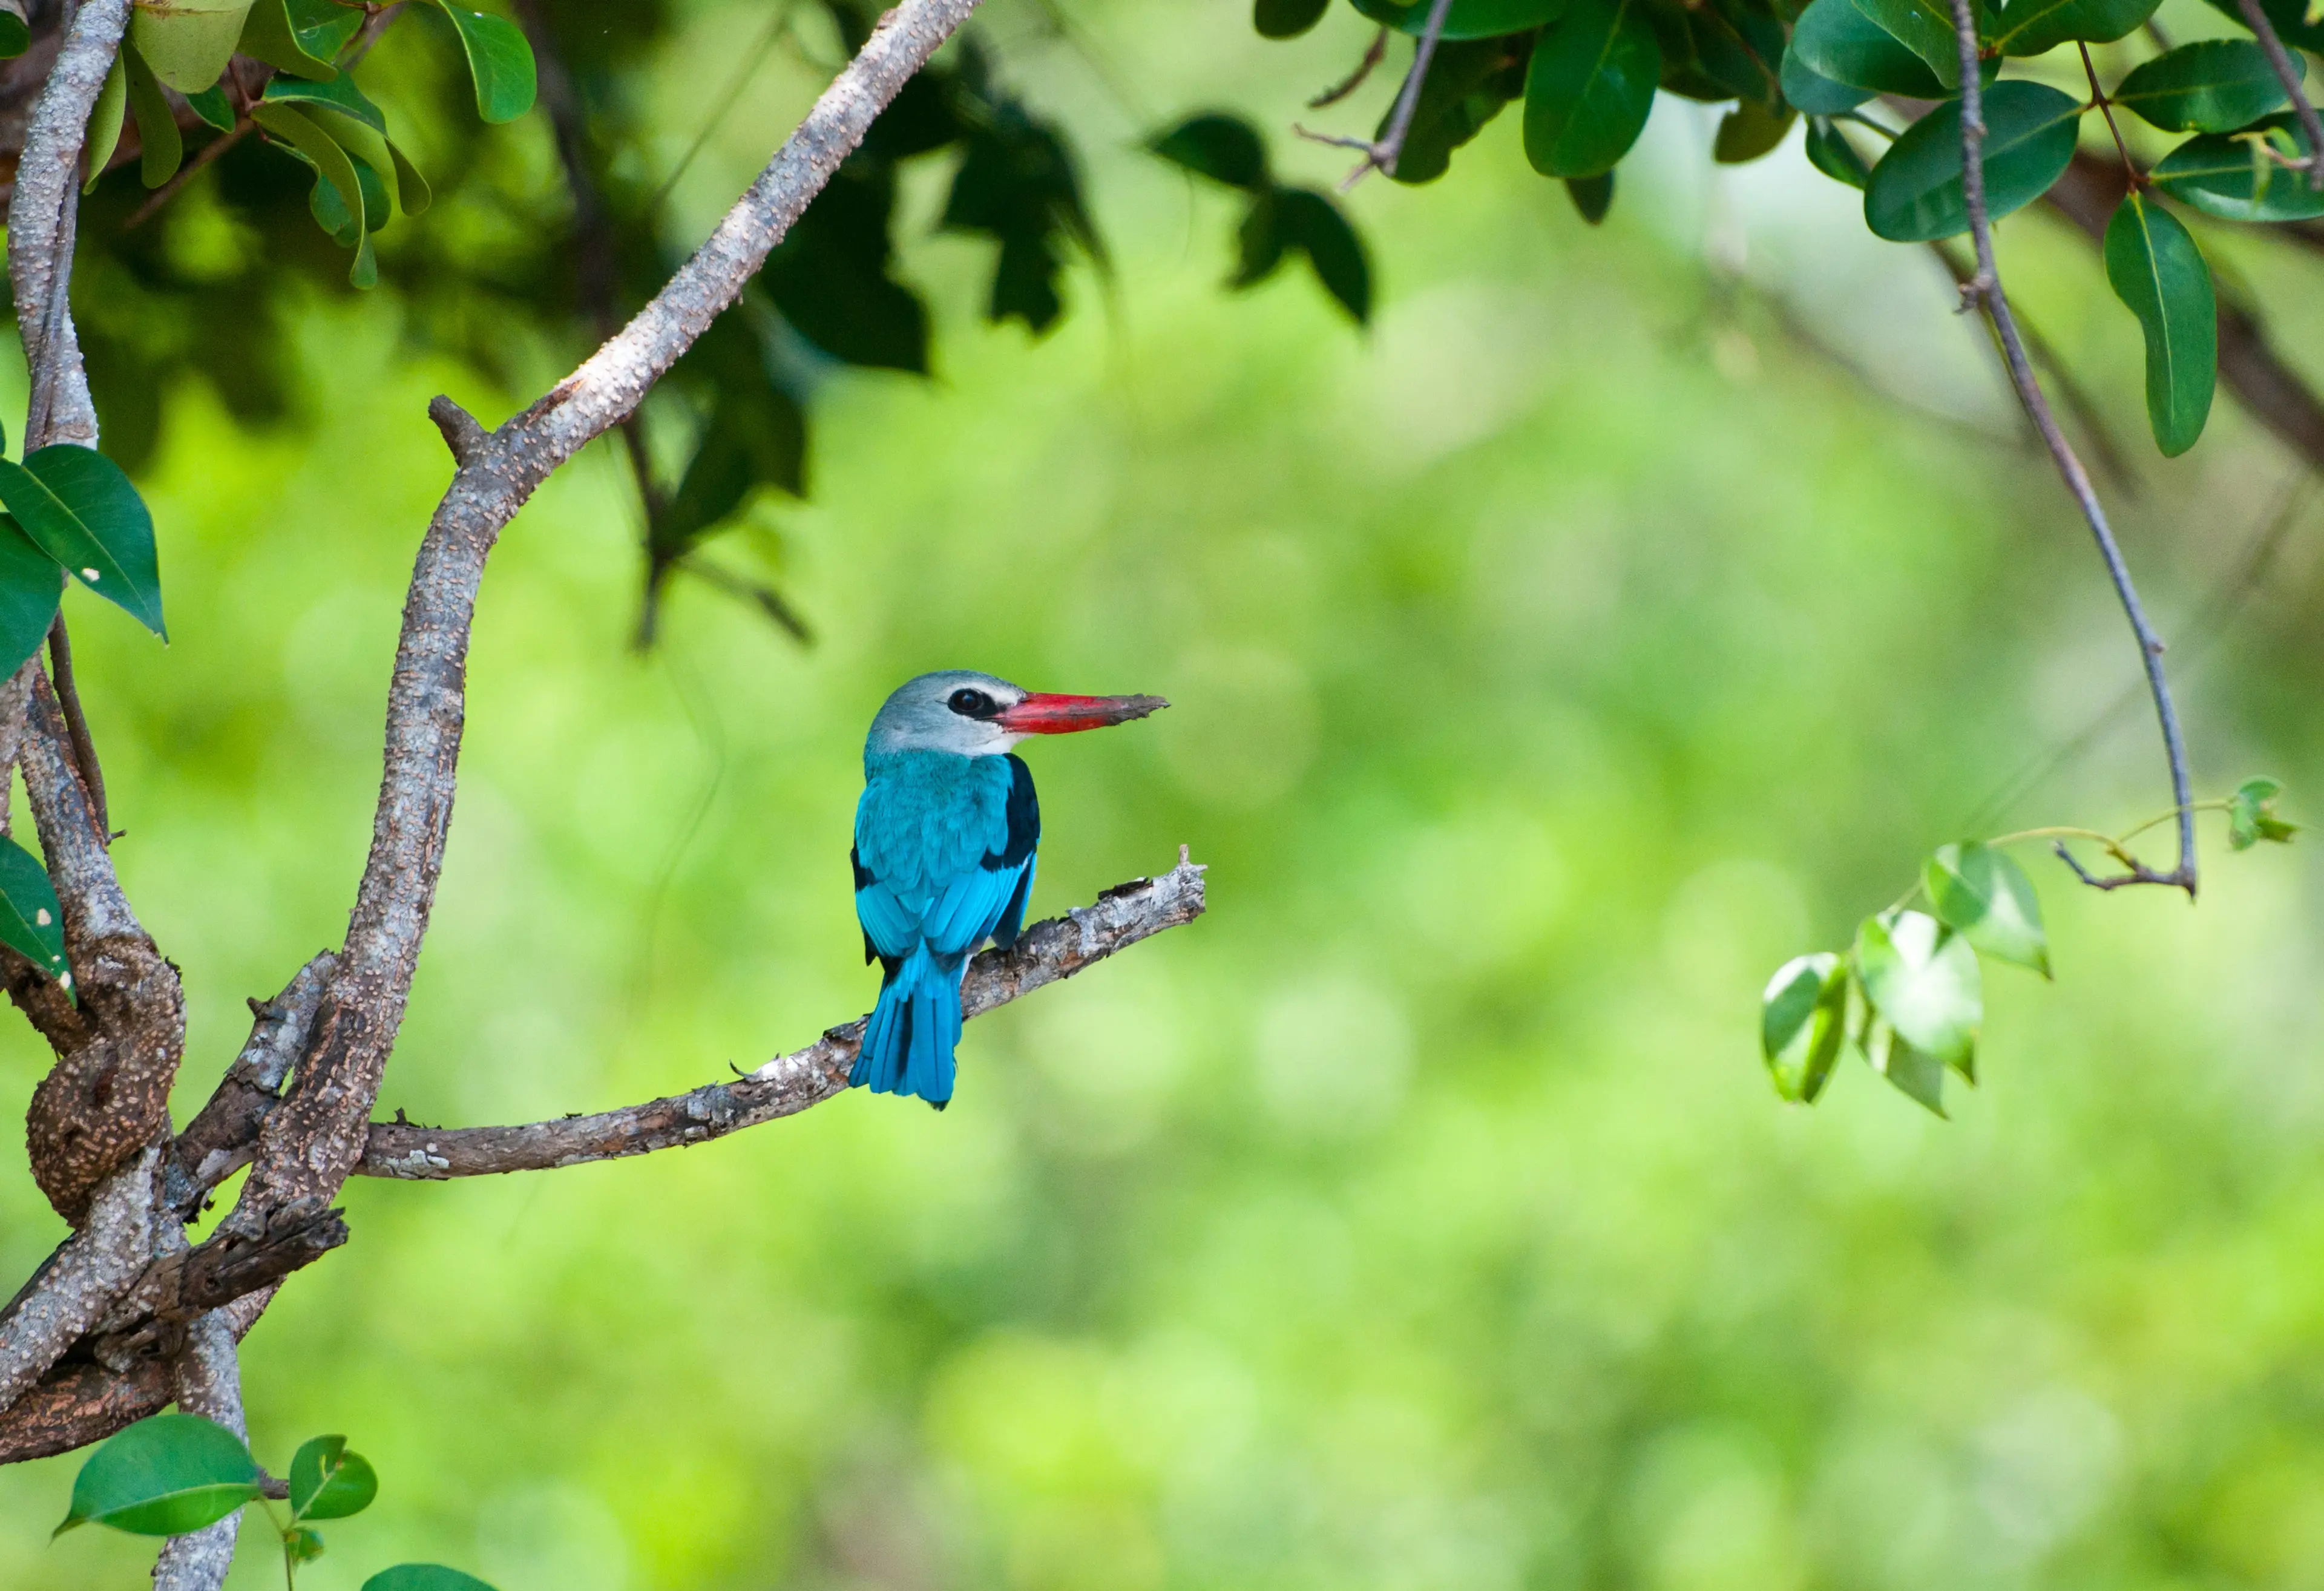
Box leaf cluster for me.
[1147,114,1372,323]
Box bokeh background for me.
[8,0,2324,1583]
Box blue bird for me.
[851,671,1166,1109]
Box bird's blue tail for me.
[852,943,967,1109]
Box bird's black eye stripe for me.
[948,688,1000,719]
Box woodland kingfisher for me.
[852,670,1166,1109]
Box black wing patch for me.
[993,863,1035,950]
[853,844,879,964]
[980,754,1040,872]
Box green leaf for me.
[286,0,366,59]
[1255,0,1330,36]
[2104,191,2216,456]
[0,446,165,637]
[0,2,25,58]
[1925,841,2050,976]
[1351,0,1565,38]
[55,1415,260,1538]
[1854,908,1980,1073]
[261,70,386,132]
[1148,114,1269,191]
[1989,0,2159,56]
[1523,0,1661,178]
[284,1526,327,1564]
[236,0,338,79]
[123,42,183,189]
[361,1567,501,1591]
[1781,37,1872,113]
[1276,187,1371,324]
[1379,36,1531,184]
[1233,191,1285,288]
[1715,99,1795,162]
[1654,1,1784,104]
[2153,115,2324,220]
[1805,116,1874,185]
[130,0,257,93]
[83,52,127,195]
[2229,776,2298,848]
[288,1435,379,1522]
[1566,169,1615,220]
[0,830,70,984]
[1862,80,2083,241]
[184,85,235,133]
[1850,0,1974,88]
[387,140,432,215]
[1866,1018,1950,1115]
[0,517,61,681]
[2114,39,2295,133]
[1762,952,1848,1102]
[251,100,376,286]
[2201,0,2324,52]
[1788,0,1949,96]
[421,0,536,123]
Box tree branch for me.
[0,1146,156,1414]
[363,856,1206,1179]
[0,1285,271,1465]
[46,607,108,838]
[148,1307,246,1591]
[1946,0,2197,896]
[1293,0,1454,187]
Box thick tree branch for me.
[163,954,340,1220]
[148,1306,246,1591]
[364,857,1206,1179]
[0,1285,271,1465]
[1947,0,2196,895]
[0,1147,156,1414]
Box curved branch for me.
[1947,0,2196,895]
[363,857,1206,1179]
[0,1285,271,1465]
[0,1146,156,1413]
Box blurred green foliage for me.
[4,0,2324,1585]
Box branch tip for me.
[427,396,488,467]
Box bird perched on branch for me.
[852,670,1167,1109]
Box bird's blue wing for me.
[924,862,1031,956]
[982,755,1040,950]
[853,844,921,962]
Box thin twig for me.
[1300,0,1454,189]
[1945,0,2197,896]
[675,553,813,641]
[644,0,798,216]
[45,610,107,839]
[2078,42,2142,185]
[1310,27,1389,108]
[2234,0,2324,190]
[122,121,248,231]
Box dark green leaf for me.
[1991,0,2161,54]
[361,1567,500,1591]
[1866,1019,1950,1115]
[237,0,338,80]
[1862,80,2082,240]
[1351,0,1565,38]
[55,1415,260,1538]
[2114,39,2294,133]
[285,1526,327,1564]
[1855,908,1980,1072]
[387,140,432,215]
[130,0,255,93]
[0,3,26,58]
[2104,191,2216,456]
[1781,38,1872,113]
[1715,99,1796,162]
[1522,0,1661,178]
[1233,192,1286,287]
[2153,115,2324,220]
[421,0,536,123]
[2229,776,2298,848]
[1924,841,2050,976]
[83,53,126,195]
[1148,114,1269,190]
[0,517,60,681]
[1788,0,1948,96]
[1653,0,1784,103]
[1380,36,1532,183]
[286,0,366,59]
[123,44,184,189]
[1805,116,1874,185]
[262,71,387,133]
[1256,0,1331,37]
[1277,187,1371,323]
[0,446,164,637]
[1850,0,1972,88]
[288,1435,379,1522]
[2201,0,2324,52]
[1566,169,1615,220]
[0,830,69,984]
[656,383,807,559]
[1762,951,1848,1102]
[251,100,375,284]
[184,85,235,133]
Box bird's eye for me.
[948,689,997,718]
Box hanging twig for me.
[1310,27,1390,108]
[1944,0,2197,894]
[1293,0,1454,187]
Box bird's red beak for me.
[998,692,1169,734]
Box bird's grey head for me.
[866,671,1169,758]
